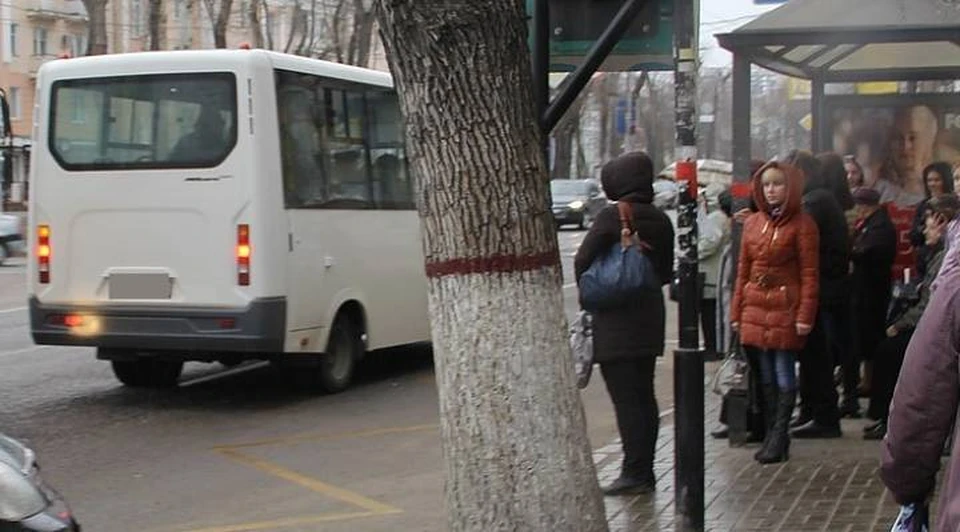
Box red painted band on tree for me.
[424,250,559,278]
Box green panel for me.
[526,0,675,71]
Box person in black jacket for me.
[574,151,674,496]
[850,187,898,419]
[818,152,859,418]
[785,150,845,438]
[908,161,955,280]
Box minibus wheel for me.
[318,314,362,393]
[0,242,7,265]
[111,358,183,388]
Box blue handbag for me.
[579,202,658,312]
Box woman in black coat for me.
[574,151,674,496]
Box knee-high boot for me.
[754,385,778,460]
[757,388,796,464]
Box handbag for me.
[711,332,750,397]
[569,310,594,389]
[578,202,658,312]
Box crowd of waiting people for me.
[577,148,960,520]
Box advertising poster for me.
[824,94,960,280]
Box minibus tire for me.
[111,359,183,388]
[0,242,8,266]
[318,314,361,393]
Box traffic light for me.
[549,0,659,43]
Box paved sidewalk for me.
[593,387,907,532]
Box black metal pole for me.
[673,0,703,530]
[543,0,649,132]
[532,0,550,158]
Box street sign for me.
[799,113,813,131]
[527,0,675,72]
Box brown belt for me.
[752,272,785,288]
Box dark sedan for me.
[0,433,80,532]
[550,179,607,229]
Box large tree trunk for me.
[148,0,166,50]
[375,1,607,530]
[82,0,109,55]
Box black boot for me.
[757,388,795,464]
[754,385,779,460]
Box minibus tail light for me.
[237,224,250,286]
[37,225,50,284]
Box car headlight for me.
[568,200,585,210]
[0,460,47,521]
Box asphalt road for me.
[0,230,680,532]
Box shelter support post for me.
[726,52,753,448]
[532,0,550,159]
[811,78,824,152]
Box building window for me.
[132,0,143,35]
[174,0,183,20]
[9,87,20,120]
[33,27,48,56]
[9,23,19,57]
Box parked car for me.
[0,210,24,265]
[0,433,80,531]
[550,179,607,229]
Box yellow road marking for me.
[180,511,378,532]
[215,447,403,515]
[213,423,438,451]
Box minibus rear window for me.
[49,72,238,171]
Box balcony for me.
[24,0,87,23]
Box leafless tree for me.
[148,0,166,50]
[81,0,109,55]
[202,0,235,48]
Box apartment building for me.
[0,0,387,207]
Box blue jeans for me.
[755,349,798,391]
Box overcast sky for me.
[700,0,781,67]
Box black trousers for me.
[700,298,718,354]
[797,304,841,426]
[868,329,913,421]
[600,357,659,482]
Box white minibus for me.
[27,49,430,391]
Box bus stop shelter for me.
[715,0,960,185]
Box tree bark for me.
[148,0,165,51]
[82,0,109,55]
[375,1,607,530]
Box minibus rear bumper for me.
[29,296,286,353]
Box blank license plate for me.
[109,274,172,300]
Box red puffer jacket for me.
[731,161,820,351]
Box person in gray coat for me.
[881,195,960,531]
[575,152,674,496]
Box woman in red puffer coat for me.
[731,160,820,464]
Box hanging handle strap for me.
[617,201,652,251]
